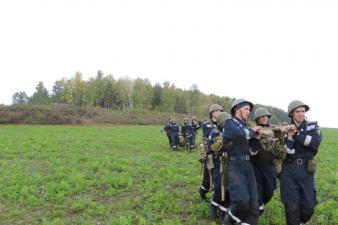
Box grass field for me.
[0,125,336,225]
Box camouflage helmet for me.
[191,116,197,120]
[288,100,310,117]
[231,99,254,115]
[209,104,224,115]
[254,107,271,120]
[216,112,231,127]
[183,117,189,122]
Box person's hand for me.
[252,126,263,139]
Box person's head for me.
[288,100,309,124]
[231,99,254,122]
[168,116,173,122]
[216,112,231,128]
[209,104,224,122]
[183,117,189,123]
[170,117,176,123]
[254,107,271,126]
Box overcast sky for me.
[0,0,337,128]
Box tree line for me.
[12,70,289,124]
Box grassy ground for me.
[0,125,336,225]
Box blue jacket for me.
[164,122,180,134]
[222,117,257,157]
[284,120,322,161]
[181,123,192,137]
[202,121,217,138]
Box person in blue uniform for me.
[250,107,279,215]
[199,104,224,201]
[223,99,262,225]
[161,116,173,147]
[163,117,180,150]
[280,100,322,225]
[209,112,232,223]
[181,117,192,149]
[190,116,200,150]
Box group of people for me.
[165,99,322,225]
[161,116,201,150]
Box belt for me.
[290,158,306,165]
[229,155,250,161]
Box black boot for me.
[285,204,301,225]
[219,211,226,225]
[210,204,218,221]
[199,187,208,202]
[223,215,235,225]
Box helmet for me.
[183,117,189,122]
[231,99,254,115]
[209,104,224,115]
[288,100,309,117]
[254,107,271,120]
[216,112,231,127]
[191,116,197,120]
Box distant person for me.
[198,104,224,201]
[181,117,192,149]
[280,100,322,225]
[222,99,262,225]
[190,116,200,150]
[249,107,286,215]
[162,117,180,150]
[161,116,173,147]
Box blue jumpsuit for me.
[280,120,322,225]
[249,124,277,215]
[209,128,230,219]
[199,121,217,196]
[223,117,259,225]
[181,122,192,148]
[190,121,200,149]
[164,122,180,150]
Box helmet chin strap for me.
[239,108,246,123]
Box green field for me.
[0,125,337,225]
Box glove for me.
[211,136,223,152]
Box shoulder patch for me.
[306,121,318,131]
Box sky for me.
[0,0,337,128]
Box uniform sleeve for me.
[222,119,255,143]
[181,125,185,134]
[295,122,322,154]
[284,138,295,154]
[249,138,262,153]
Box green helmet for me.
[216,112,231,127]
[209,104,224,115]
[288,100,310,117]
[231,99,254,115]
[254,107,271,120]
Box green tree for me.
[12,92,29,104]
[132,78,153,109]
[152,83,162,110]
[159,81,176,113]
[71,72,85,106]
[31,81,51,104]
[51,78,73,104]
